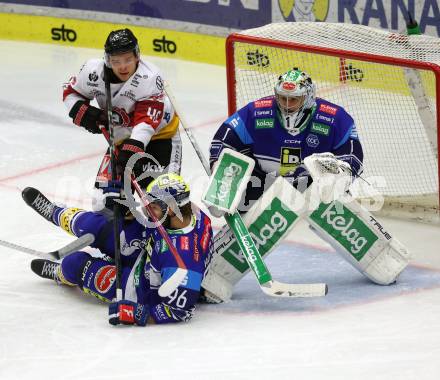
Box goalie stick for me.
[164,81,327,298]
[0,233,95,260]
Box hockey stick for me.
[164,81,327,297]
[0,233,95,260]
[99,127,188,298]
[104,66,123,301]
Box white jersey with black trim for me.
[63,58,177,147]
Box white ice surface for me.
[0,41,440,380]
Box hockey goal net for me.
[226,22,440,221]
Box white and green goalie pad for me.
[307,193,411,285]
[203,177,411,302]
[202,177,308,301]
[202,148,255,216]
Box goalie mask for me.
[146,173,191,216]
[274,68,316,135]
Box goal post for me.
[225,22,440,221]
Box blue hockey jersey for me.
[136,207,213,323]
[210,96,363,179]
[56,206,213,324]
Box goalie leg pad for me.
[362,238,411,285]
[307,195,411,285]
[201,178,306,301]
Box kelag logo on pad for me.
[204,158,247,211]
[310,202,378,261]
[222,198,298,272]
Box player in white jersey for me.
[63,28,182,198]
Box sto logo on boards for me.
[51,24,77,42]
[153,36,177,54]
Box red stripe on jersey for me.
[132,99,165,129]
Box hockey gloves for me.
[116,138,144,175]
[109,300,149,326]
[109,107,130,128]
[69,101,106,134]
[92,181,126,212]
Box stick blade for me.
[261,280,328,298]
[48,233,95,259]
[158,268,188,297]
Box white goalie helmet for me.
[274,68,316,135]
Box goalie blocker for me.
[202,153,411,302]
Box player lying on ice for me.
[200,68,411,303]
[23,173,213,326]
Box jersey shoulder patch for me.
[253,96,274,109]
[316,98,339,116]
[133,61,164,96]
[78,59,103,80]
[225,113,254,145]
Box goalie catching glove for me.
[304,152,352,204]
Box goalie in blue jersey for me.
[202,68,409,305]
[209,68,364,211]
[23,173,213,326]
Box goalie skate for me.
[22,187,56,223]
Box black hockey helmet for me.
[104,28,140,66]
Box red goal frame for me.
[225,32,440,210]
